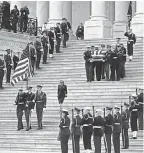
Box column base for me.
[113,22,128,38]
[84,18,112,39]
[131,13,144,37]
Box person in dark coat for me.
[81,107,93,153]
[14,88,26,131]
[4,49,12,83]
[55,23,61,53]
[10,5,19,33]
[59,109,70,153]
[112,106,121,153]
[35,85,47,130]
[71,107,82,153]
[104,107,113,153]
[0,54,5,89]
[121,102,130,149]
[93,109,105,153]
[129,95,139,139]
[13,52,19,70]
[48,27,55,58]
[120,44,126,78]
[20,5,29,33]
[25,86,35,131]
[76,23,84,40]
[124,29,136,61]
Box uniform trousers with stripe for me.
[36,105,43,128]
[113,133,120,153]
[122,128,129,149]
[60,134,70,153]
[25,108,32,128]
[104,133,111,153]
[93,135,102,153]
[74,135,80,153]
[17,105,25,129]
[83,132,92,150]
[127,41,134,56]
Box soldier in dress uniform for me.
[93,109,105,153]
[55,23,61,53]
[0,54,5,89]
[34,36,43,69]
[124,29,136,61]
[104,107,113,153]
[121,102,130,149]
[14,88,26,131]
[120,44,126,78]
[71,107,82,153]
[13,52,19,70]
[113,106,121,153]
[48,27,55,58]
[83,46,92,82]
[4,49,12,83]
[90,46,95,81]
[10,5,19,33]
[81,107,93,153]
[41,31,49,64]
[129,95,139,139]
[100,44,106,79]
[35,85,47,130]
[59,109,70,153]
[25,86,35,131]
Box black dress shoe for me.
[121,147,126,149]
[37,127,41,130]
[17,128,23,131]
[133,137,137,139]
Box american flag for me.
[11,45,33,86]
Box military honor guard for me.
[76,23,84,40]
[71,107,82,153]
[0,54,5,89]
[93,109,105,153]
[121,102,130,149]
[90,46,95,81]
[113,106,121,153]
[14,88,26,131]
[4,49,12,83]
[41,30,49,64]
[35,85,47,130]
[124,29,136,61]
[59,109,70,153]
[104,107,113,153]
[129,95,139,139]
[55,23,61,53]
[81,107,93,153]
[25,86,35,131]
[34,36,43,70]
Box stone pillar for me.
[84,1,112,39]
[131,1,144,37]
[113,1,129,38]
[62,1,72,24]
[36,1,49,27]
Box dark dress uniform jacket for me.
[122,109,130,129]
[113,112,121,133]
[11,8,19,20]
[4,54,12,66]
[15,92,26,108]
[58,85,67,98]
[59,116,70,137]
[104,114,113,134]
[25,92,35,110]
[35,41,42,52]
[48,31,54,43]
[41,36,48,48]
[55,27,61,39]
[20,7,29,19]
[137,93,143,112]
[124,32,136,44]
[61,23,69,34]
[93,116,105,136]
[71,115,82,135]
[83,51,91,63]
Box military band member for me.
[55,23,61,53]
[15,88,26,131]
[83,46,92,82]
[25,86,35,131]
[35,85,47,130]
[13,52,19,70]
[34,36,43,70]
[71,107,82,153]
[0,54,5,89]
[81,107,93,153]
[41,31,49,64]
[113,106,121,153]
[93,109,105,153]
[4,49,12,83]
[129,95,139,139]
[59,109,70,153]
[104,107,113,153]
[124,29,136,61]
[121,102,130,149]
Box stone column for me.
[62,1,72,24]
[113,1,129,38]
[131,1,144,37]
[84,1,112,39]
[36,1,49,27]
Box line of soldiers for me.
[59,96,143,153]
[83,42,126,82]
[14,85,47,131]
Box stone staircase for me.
[0,31,143,152]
